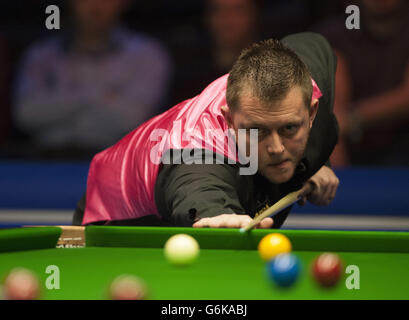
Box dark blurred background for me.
[0,0,408,229]
[2,0,408,166]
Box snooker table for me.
[1,226,409,300]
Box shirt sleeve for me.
[154,154,246,226]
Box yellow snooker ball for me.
[258,233,292,261]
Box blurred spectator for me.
[0,35,11,146]
[169,0,261,104]
[12,0,172,160]
[318,0,409,166]
[262,0,312,40]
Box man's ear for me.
[309,99,319,128]
[221,105,234,127]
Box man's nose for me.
[266,132,284,155]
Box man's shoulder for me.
[282,32,329,44]
[281,32,334,62]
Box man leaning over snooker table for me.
[73,32,340,229]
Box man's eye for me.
[281,124,299,135]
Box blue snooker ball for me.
[267,253,301,287]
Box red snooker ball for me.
[108,275,148,300]
[312,253,343,288]
[3,268,40,300]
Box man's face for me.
[224,86,318,184]
[72,0,126,34]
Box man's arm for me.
[155,155,245,226]
[154,151,273,228]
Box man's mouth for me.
[269,159,291,167]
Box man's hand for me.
[192,213,273,229]
[298,166,339,206]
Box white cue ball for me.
[164,234,199,266]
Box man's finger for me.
[193,215,253,228]
[239,216,253,229]
[208,216,229,228]
[192,217,210,228]
[226,217,240,228]
[258,217,274,229]
[297,196,307,206]
[192,218,212,228]
[322,185,336,205]
[300,180,316,197]
[322,184,333,204]
[329,180,339,201]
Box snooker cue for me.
[239,189,304,233]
